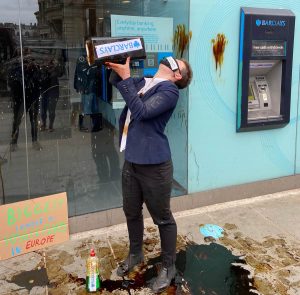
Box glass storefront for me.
[0,0,190,217]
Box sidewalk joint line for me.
[252,207,300,243]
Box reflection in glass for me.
[0,3,29,204]
[0,0,190,217]
[40,58,64,131]
[74,53,102,131]
[9,47,41,151]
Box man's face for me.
[176,59,186,75]
[159,57,185,76]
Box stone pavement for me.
[1,189,300,295]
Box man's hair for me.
[175,59,193,89]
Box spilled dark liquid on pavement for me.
[9,242,258,294]
[8,267,48,291]
[80,242,258,294]
[174,242,257,295]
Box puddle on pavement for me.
[175,242,257,294]
[8,224,277,295]
[8,267,48,291]
[66,242,257,294]
[7,242,257,294]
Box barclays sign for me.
[256,19,286,27]
[95,38,143,59]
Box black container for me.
[86,37,146,65]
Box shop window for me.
[0,0,190,218]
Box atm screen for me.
[252,40,286,57]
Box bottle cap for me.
[90,249,95,257]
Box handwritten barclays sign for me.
[256,19,286,27]
[95,38,143,58]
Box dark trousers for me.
[41,93,58,128]
[122,160,177,267]
[11,91,39,144]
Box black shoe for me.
[117,252,144,276]
[151,264,176,293]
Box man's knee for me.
[150,208,176,226]
[123,208,143,222]
[123,198,142,221]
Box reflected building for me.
[34,0,145,47]
[0,26,16,93]
[35,0,103,47]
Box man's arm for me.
[109,69,144,88]
[106,57,179,120]
[107,57,144,89]
[117,78,179,121]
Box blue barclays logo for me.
[256,19,262,27]
[133,40,141,48]
[95,38,142,58]
[256,19,286,27]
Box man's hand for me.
[105,57,131,80]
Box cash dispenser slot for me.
[247,60,282,122]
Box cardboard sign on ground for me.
[0,192,69,260]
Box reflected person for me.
[91,127,120,184]
[74,54,102,131]
[107,56,192,293]
[40,57,64,132]
[7,48,42,151]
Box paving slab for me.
[249,195,300,241]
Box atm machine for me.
[237,7,295,132]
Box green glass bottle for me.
[86,249,101,292]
